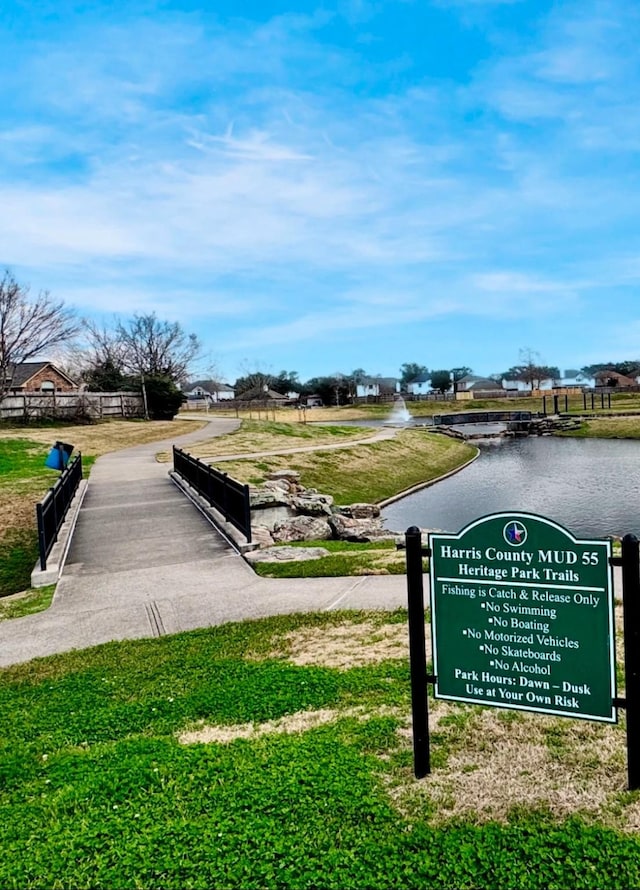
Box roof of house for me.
[458,374,501,386]
[407,373,431,384]
[187,379,234,392]
[8,361,77,388]
[237,386,288,401]
[465,378,505,390]
[359,376,398,387]
[594,370,638,386]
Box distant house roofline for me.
[8,361,77,389]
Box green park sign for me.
[429,512,617,723]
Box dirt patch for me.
[266,620,426,670]
[178,705,401,745]
[0,496,36,537]
[391,703,631,827]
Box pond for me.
[381,436,640,538]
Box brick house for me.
[593,369,640,389]
[5,362,78,393]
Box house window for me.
[40,380,55,393]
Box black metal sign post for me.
[621,534,640,790]
[406,526,431,778]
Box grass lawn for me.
[251,540,426,578]
[0,585,56,621]
[1,611,639,889]
[0,419,207,597]
[157,419,374,462]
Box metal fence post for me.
[36,503,47,570]
[622,534,640,790]
[244,486,252,543]
[406,525,430,778]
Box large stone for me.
[249,489,290,509]
[329,514,386,542]
[272,516,332,543]
[262,479,293,493]
[245,546,329,563]
[251,525,276,548]
[291,494,334,517]
[266,470,301,483]
[335,503,381,519]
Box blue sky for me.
[3,0,640,383]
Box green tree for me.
[83,359,132,393]
[271,370,301,395]
[582,361,640,378]
[399,362,428,388]
[233,371,273,395]
[143,374,185,420]
[430,369,452,393]
[302,375,350,406]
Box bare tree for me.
[81,318,130,371]
[233,361,275,395]
[0,270,78,398]
[116,314,200,383]
[502,348,559,391]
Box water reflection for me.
[382,436,640,538]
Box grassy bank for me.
[558,416,640,438]
[0,419,206,597]
[212,428,475,505]
[1,611,638,889]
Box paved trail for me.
[0,418,407,668]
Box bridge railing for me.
[36,454,83,570]
[432,410,533,426]
[173,446,252,543]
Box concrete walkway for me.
[0,418,407,668]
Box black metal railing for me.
[36,453,83,570]
[433,410,533,426]
[173,446,252,543]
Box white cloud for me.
[2,0,640,377]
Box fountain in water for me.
[385,397,412,425]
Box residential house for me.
[355,376,400,398]
[557,370,595,389]
[502,375,557,392]
[185,380,235,402]
[594,370,640,389]
[405,373,431,396]
[4,361,77,393]
[457,375,505,393]
[236,386,289,405]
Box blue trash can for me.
[44,442,74,470]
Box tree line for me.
[2,270,638,417]
[0,271,197,418]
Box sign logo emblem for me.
[503,520,527,546]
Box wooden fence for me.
[0,392,144,422]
